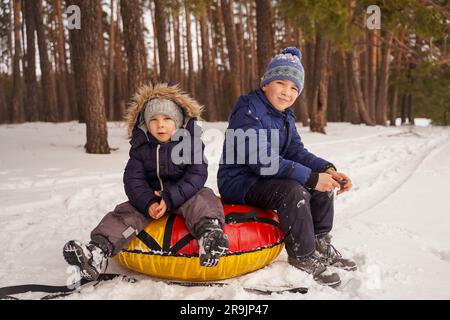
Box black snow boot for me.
[197,219,229,267]
[315,234,357,271]
[63,240,108,281]
[288,254,341,287]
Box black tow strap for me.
[0,273,127,300]
[0,273,308,299]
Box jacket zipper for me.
[156,144,164,191]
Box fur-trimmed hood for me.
[124,83,204,137]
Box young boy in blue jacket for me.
[218,48,356,287]
[63,83,228,281]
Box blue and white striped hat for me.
[260,47,305,94]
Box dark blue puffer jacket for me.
[123,83,207,215]
[217,88,334,204]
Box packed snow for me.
[0,120,449,300]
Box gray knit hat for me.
[144,98,184,129]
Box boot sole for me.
[63,241,99,281]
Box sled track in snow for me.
[349,135,450,218]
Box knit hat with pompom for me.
[260,47,305,94]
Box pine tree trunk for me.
[368,28,377,121]
[349,49,374,125]
[305,39,315,116]
[120,0,147,96]
[107,0,116,121]
[215,0,229,120]
[390,43,403,126]
[221,0,241,103]
[173,9,182,84]
[195,19,202,100]
[68,0,110,154]
[407,93,415,126]
[199,11,216,120]
[53,0,71,121]
[376,31,393,126]
[207,5,219,112]
[33,0,58,122]
[11,0,23,123]
[184,2,194,95]
[0,75,7,123]
[309,36,330,133]
[154,0,168,81]
[342,51,358,123]
[327,51,338,122]
[23,0,39,121]
[237,4,246,93]
[114,20,126,121]
[255,0,274,79]
[149,2,158,85]
[246,0,258,89]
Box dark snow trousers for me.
[244,179,334,258]
[90,187,225,256]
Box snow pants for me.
[90,187,225,256]
[244,179,334,258]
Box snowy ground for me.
[0,120,449,300]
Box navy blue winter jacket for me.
[217,88,335,204]
[123,83,207,215]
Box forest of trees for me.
[0,0,449,153]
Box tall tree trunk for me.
[368,29,377,121]
[120,0,147,97]
[184,1,194,95]
[342,51,358,123]
[0,75,7,123]
[11,0,23,123]
[154,0,168,81]
[221,0,241,103]
[114,20,126,121]
[246,0,258,89]
[400,93,407,125]
[107,0,116,121]
[149,2,158,85]
[376,31,393,125]
[305,39,316,115]
[407,93,415,125]
[53,0,71,121]
[68,1,84,122]
[68,0,110,154]
[349,49,374,125]
[173,8,182,84]
[33,0,58,122]
[390,42,403,126]
[215,0,228,120]
[23,0,39,121]
[237,4,246,93]
[199,10,216,120]
[327,51,338,122]
[255,0,274,79]
[309,36,330,133]
[207,4,219,110]
[362,27,370,109]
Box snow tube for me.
[116,203,285,281]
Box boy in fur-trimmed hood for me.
[63,83,228,280]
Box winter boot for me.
[288,254,341,287]
[315,234,357,271]
[197,219,229,267]
[63,240,108,281]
